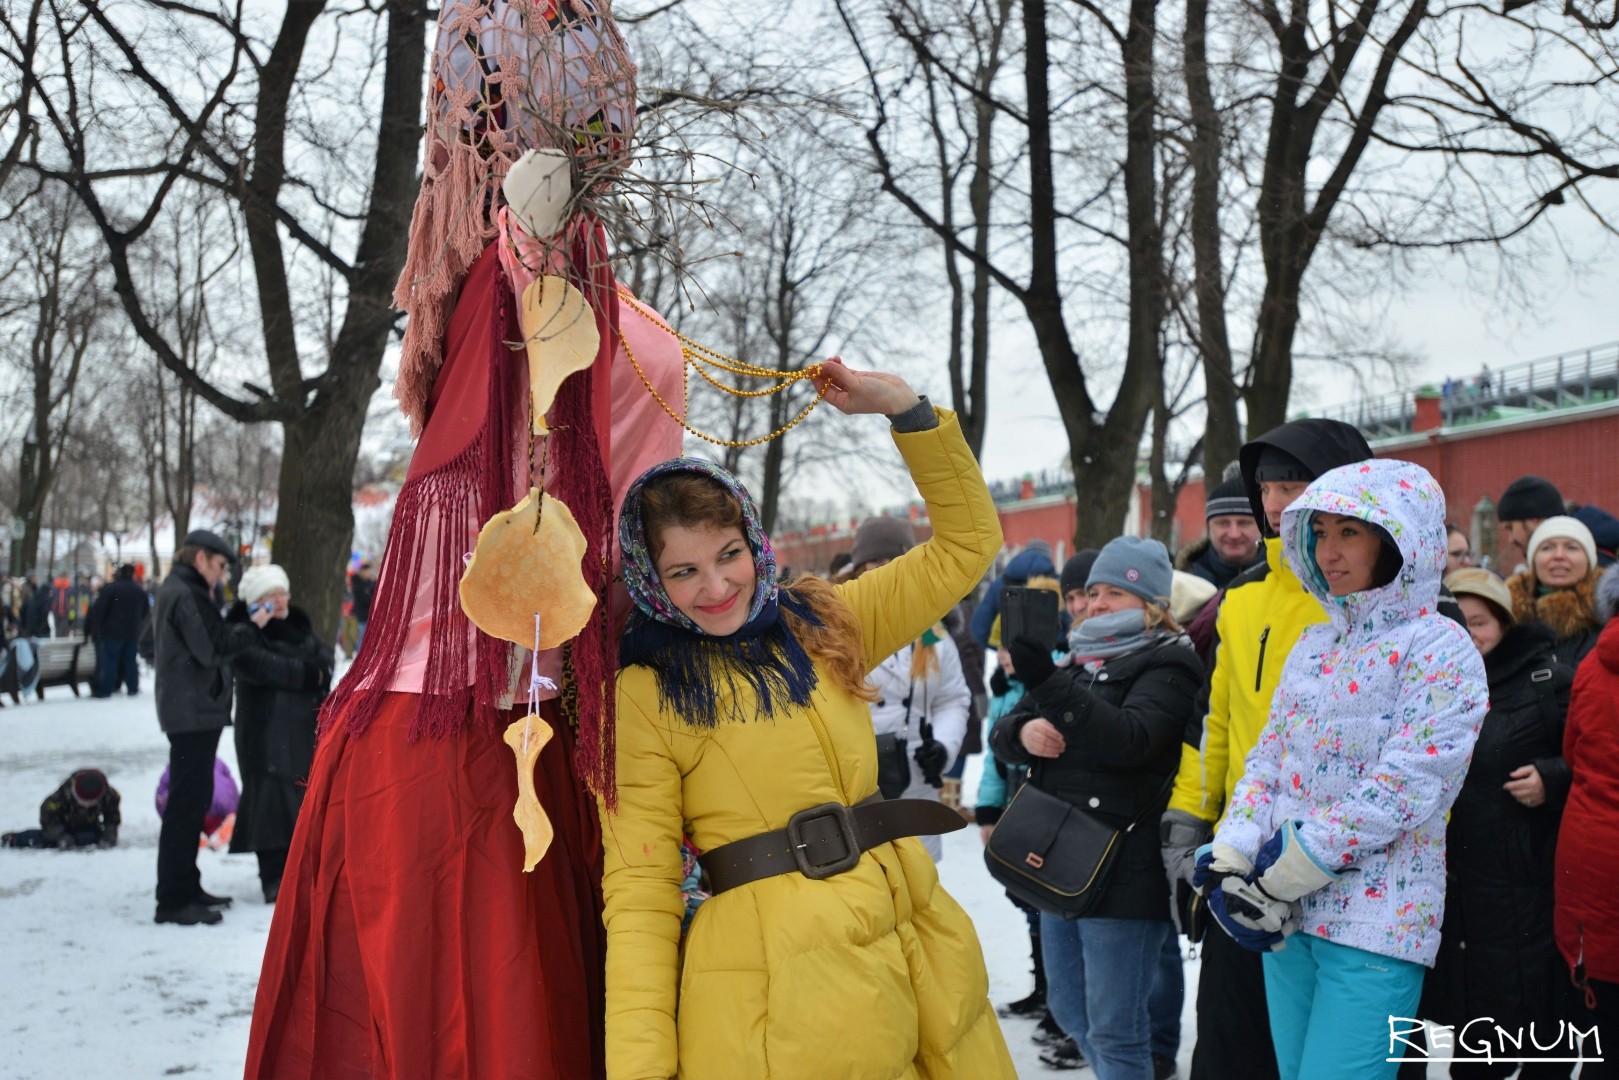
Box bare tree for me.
[11,0,430,636]
[840,0,1169,546]
[0,180,97,576]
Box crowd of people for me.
[767,420,1615,1080]
[1,531,346,926]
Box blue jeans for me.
[1263,933,1424,1080]
[1043,914,1171,1080]
[1149,928,1183,1059]
[94,638,139,696]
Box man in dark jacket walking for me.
[87,564,149,698]
[151,530,269,926]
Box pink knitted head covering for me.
[392,0,636,431]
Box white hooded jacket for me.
[1215,458,1487,966]
[868,635,970,860]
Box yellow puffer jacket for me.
[1168,535,1330,826]
[602,410,1016,1080]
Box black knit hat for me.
[1205,476,1253,521]
[70,769,107,805]
[1497,476,1564,522]
[1252,445,1313,484]
[1060,550,1100,595]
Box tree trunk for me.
[265,0,429,640]
[1184,0,1239,471]
[1016,0,1163,547]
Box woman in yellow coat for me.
[602,360,1016,1079]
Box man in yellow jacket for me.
[1160,418,1372,1080]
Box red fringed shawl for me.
[322,233,620,803]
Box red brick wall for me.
[771,406,1619,572]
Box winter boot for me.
[1031,1012,1066,1047]
[194,888,233,909]
[998,917,1047,1018]
[1038,1035,1084,1070]
[155,902,223,926]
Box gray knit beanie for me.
[1204,476,1253,521]
[1086,536,1173,608]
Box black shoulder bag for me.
[985,758,1175,920]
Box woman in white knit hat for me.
[227,564,333,902]
[1507,515,1604,666]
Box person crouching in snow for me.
[3,769,121,849]
[1195,458,1487,1080]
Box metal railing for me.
[1314,341,1619,439]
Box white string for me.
[525,611,557,753]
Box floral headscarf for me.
[617,456,778,632]
[616,457,820,728]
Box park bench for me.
[1,636,97,704]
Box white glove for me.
[502,148,573,240]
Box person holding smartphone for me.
[991,537,1203,1080]
[226,565,334,903]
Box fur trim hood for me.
[1507,568,1601,642]
[1598,564,1619,625]
[1174,535,1210,572]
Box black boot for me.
[997,918,1048,1018]
[194,888,233,909]
[155,902,223,926]
[1039,1035,1084,1070]
[1032,1012,1066,1047]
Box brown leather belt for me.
[702,794,968,894]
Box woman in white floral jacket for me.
[1196,458,1488,1080]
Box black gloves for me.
[1007,635,1057,690]
[913,739,949,788]
[97,826,118,849]
[988,667,1011,697]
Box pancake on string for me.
[460,487,596,869]
[520,275,599,434]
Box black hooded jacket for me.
[1237,418,1373,537]
[1419,620,1575,1030]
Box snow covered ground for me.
[0,677,1459,1079]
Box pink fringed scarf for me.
[392,0,636,434]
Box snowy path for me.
[0,683,1457,1078]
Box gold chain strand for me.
[687,359,805,399]
[617,324,830,449]
[615,288,821,383]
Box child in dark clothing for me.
[3,769,121,848]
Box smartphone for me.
[1000,585,1060,650]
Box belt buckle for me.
[786,801,862,880]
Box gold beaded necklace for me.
[615,289,829,449]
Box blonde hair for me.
[781,576,878,702]
[1142,604,1183,635]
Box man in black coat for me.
[149,530,269,926]
[21,576,53,637]
[87,564,149,698]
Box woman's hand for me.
[1505,764,1547,808]
[1020,717,1067,759]
[812,358,922,417]
[980,824,995,846]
